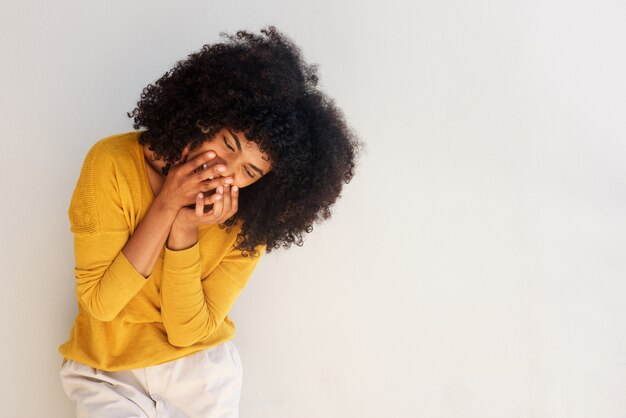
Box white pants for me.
[59,340,243,418]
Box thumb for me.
[175,144,192,165]
[181,144,191,160]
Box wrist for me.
[153,192,181,214]
[167,222,198,251]
[171,220,197,235]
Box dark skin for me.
[142,127,272,231]
[121,127,273,260]
[120,149,227,275]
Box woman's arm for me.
[121,196,180,277]
[160,237,265,347]
[74,195,180,322]
[70,142,184,322]
[71,142,222,322]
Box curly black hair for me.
[127,26,363,257]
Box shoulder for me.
[88,131,143,165]
[72,130,145,199]
[69,131,143,233]
[75,131,145,182]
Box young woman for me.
[57,26,361,417]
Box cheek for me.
[234,176,257,189]
[234,179,248,189]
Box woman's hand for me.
[173,183,239,230]
[155,151,232,211]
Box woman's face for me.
[187,127,272,189]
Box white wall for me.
[1,1,625,417]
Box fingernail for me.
[224,177,233,184]
[232,186,238,192]
[207,152,214,158]
[217,166,226,172]
[197,192,203,199]
[217,186,223,194]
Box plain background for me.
[1,0,625,417]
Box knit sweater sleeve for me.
[160,239,265,347]
[68,141,152,321]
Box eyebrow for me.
[228,128,265,176]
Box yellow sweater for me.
[58,131,265,371]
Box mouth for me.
[193,163,222,178]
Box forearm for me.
[160,238,265,347]
[122,196,180,278]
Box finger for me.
[181,144,191,160]
[183,151,216,175]
[220,184,231,220]
[221,185,238,221]
[211,186,224,219]
[199,176,233,193]
[230,185,239,215]
[173,144,192,166]
[195,193,204,217]
[202,188,223,212]
[194,163,227,182]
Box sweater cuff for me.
[163,240,202,280]
[109,248,156,283]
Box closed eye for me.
[223,135,235,152]
[224,135,255,178]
